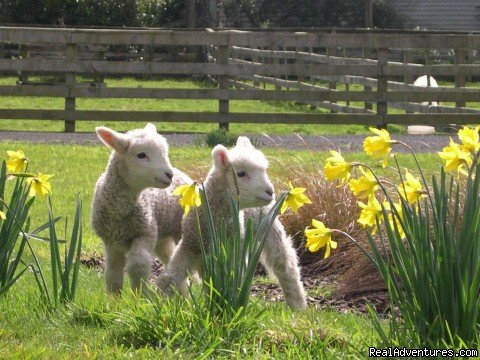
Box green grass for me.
[0,142,442,252]
[0,265,376,359]
[0,76,409,135]
[0,140,454,358]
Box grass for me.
[0,265,377,359]
[0,142,442,252]
[0,76,414,135]
[0,134,455,358]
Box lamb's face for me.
[96,123,174,191]
[124,131,174,190]
[229,159,274,209]
[212,137,274,210]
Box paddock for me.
[0,26,479,132]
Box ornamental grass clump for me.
[306,126,480,349]
[0,150,82,308]
[198,185,287,319]
[173,174,308,318]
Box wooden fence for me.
[0,26,480,132]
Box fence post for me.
[18,45,29,84]
[64,43,77,133]
[253,48,260,87]
[296,47,304,86]
[217,44,229,131]
[455,48,466,108]
[94,46,106,86]
[403,50,414,114]
[326,46,337,113]
[363,47,373,111]
[377,47,388,129]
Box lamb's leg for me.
[125,237,154,293]
[104,245,126,294]
[261,220,307,309]
[156,241,200,297]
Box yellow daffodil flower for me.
[27,173,53,199]
[383,201,405,239]
[173,182,202,217]
[324,150,352,184]
[438,138,472,174]
[458,125,480,155]
[304,219,337,259]
[398,170,425,205]
[348,166,378,199]
[357,195,383,234]
[6,150,28,173]
[280,182,312,214]
[363,127,396,168]
[0,211,5,220]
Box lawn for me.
[0,138,449,359]
[0,76,411,135]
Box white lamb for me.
[413,75,439,106]
[91,123,191,293]
[156,137,307,309]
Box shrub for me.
[136,0,185,27]
[204,129,238,148]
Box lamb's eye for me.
[137,152,147,159]
[237,170,246,178]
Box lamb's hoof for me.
[287,297,307,310]
[156,275,176,297]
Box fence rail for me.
[0,26,479,132]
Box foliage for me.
[136,0,185,27]
[40,197,83,307]
[204,128,239,148]
[199,187,286,318]
[0,161,37,295]
[0,150,82,309]
[3,0,137,26]
[313,126,480,348]
[110,291,262,355]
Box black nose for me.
[265,189,273,197]
[165,171,173,180]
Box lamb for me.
[413,75,439,106]
[91,123,191,293]
[156,137,307,309]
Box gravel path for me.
[0,130,452,153]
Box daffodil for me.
[357,195,383,234]
[458,125,480,155]
[438,138,472,174]
[173,182,202,217]
[363,127,396,168]
[0,211,5,220]
[398,170,425,205]
[27,173,53,199]
[348,166,378,199]
[304,219,337,259]
[280,182,312,214]
[6,150,28,173]
[383,201,405,239]
[324,150,352,184]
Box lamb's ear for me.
[144,122,157,134]
[95,126,130,154]
[236,136,253,149]
[212,144,231,169]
